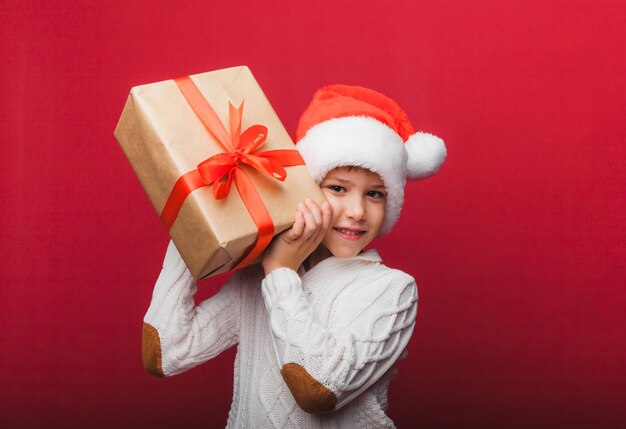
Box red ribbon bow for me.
[196,102,289,200]
[159,76,304,271]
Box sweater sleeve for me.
[142,241,241,377]
[260,266,417,413]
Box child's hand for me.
[262,198,332,275]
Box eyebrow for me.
[324,177,386,189]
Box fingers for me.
[320,201,332,234]
[263,198,330,275]
[283,198,329,244]
[282,209,304,242]
[305,198,322,225]
[301,200,318,240]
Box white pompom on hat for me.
[295,84,447,235]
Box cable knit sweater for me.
[143,241,418,428]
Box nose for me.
[345,196,366,222]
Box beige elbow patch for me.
[280,363,336,414]
[142,322,164,377]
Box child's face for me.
[320,167,386,258]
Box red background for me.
[1,1,624,428]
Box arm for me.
[261,267,417,413]
[142,241,241,377]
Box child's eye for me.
[367,190,386,199]
[327,185,346,193]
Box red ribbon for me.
[160,76,305,270]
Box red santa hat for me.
[295,84,447,235]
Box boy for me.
[142,85,446,427]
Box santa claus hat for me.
[295,84,447,235]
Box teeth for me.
[337,228,362,236]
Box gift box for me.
[114,66,325,280]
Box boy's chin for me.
[322,239,367,259]
[332,250,361,258]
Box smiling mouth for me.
[333,227,366,240]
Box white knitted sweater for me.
[144,241,418,428]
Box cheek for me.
[322,193,342,223]
[369,203,386,232]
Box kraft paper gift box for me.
[114,66,325,280]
